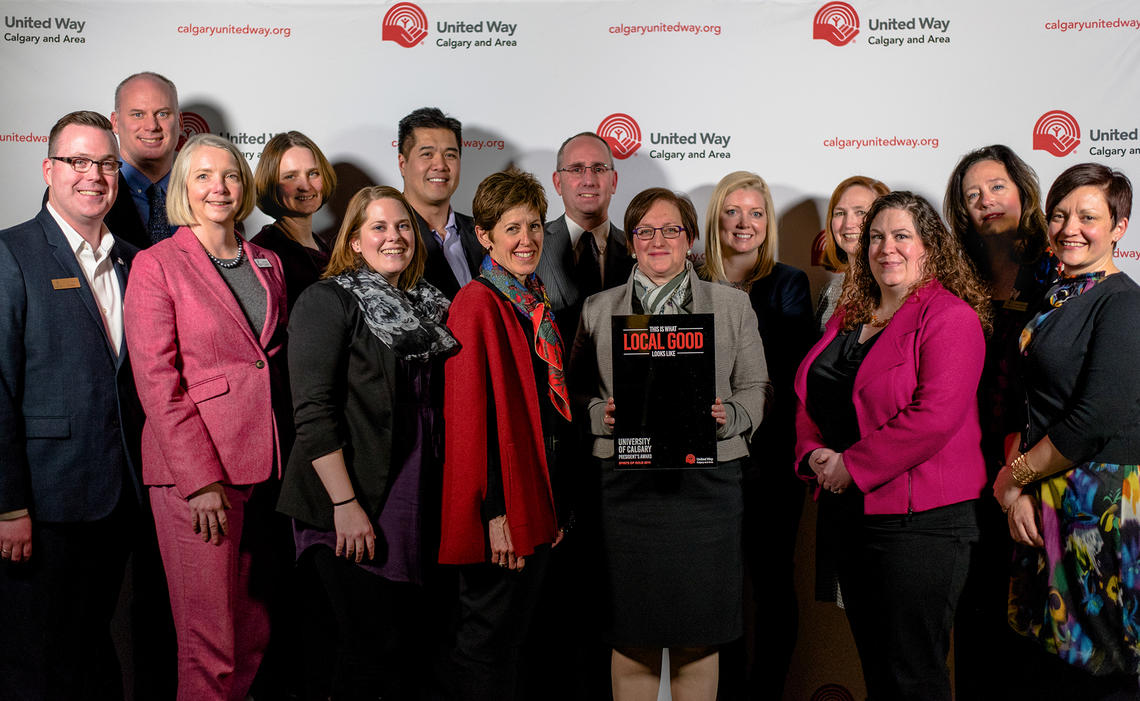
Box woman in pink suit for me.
[793,191,991,701]
[124,133,288,700]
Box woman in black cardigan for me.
[277,185,457,698]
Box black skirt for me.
[599,457,743,647]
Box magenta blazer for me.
[793,280,987,515]
[124,227,287,497]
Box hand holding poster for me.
[611,313,716,469]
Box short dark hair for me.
[397,107,462,158]
[1045,162,1133,228]
[114,71,179,112]
[472,168,548,234]
[555,132,613,170]
[48,110,114,156]
[623,187,700,255]
[944,144,1048,275]
[254,131,337,219]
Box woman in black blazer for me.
[277,185,457,698]
[699,170,815,698]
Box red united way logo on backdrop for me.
[1033,110,1081,157]
[813,2,860,46]
[177,112,210,150]
[597,114,641,160]
[382,2,428,47]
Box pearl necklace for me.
[205,236,244,269]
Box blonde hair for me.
[700,171,777,283]
[166,134,255,226]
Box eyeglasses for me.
[632,226,686,240]
[557,164,613,177]
[50,156,122,175]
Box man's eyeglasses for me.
[50,156,123,175]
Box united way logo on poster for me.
[382,2,429,47]
[1033,110,1081,157]
[813,2,860,46]
[597,113,641,160]
[177,112,210,150]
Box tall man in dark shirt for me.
[397,107,483,299]
[106,71,181,248]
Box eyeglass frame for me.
[557,164,614,178]
[49,156,123,175]
[631,225,686,241]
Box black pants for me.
[450,547,550,701]
[308,545,423,700]
[0,496,133,701]
[837,500,978,701]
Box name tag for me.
[51,277,81,290]
[1002,299,1028,312]
[253,258,273,269]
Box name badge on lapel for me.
[51,277,81,290]
[253,258,273,269]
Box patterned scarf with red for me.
[479,255,572,421]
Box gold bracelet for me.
[1008,453,1038,487]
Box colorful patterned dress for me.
[1009,272,1140,675]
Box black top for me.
[806,327,881,453]
[1022,272,1140,464]
[278,279,442,530]
[250,222,330,312]
[744,263,815,469]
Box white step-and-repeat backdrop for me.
[3,1,1138,698]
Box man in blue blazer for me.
[0,110,143,700]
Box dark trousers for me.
[451,547,550,701]
[0,496,133,701]
[837,500,978,701]
[308,545,423,701]
[719,460,805,700]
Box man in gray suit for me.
[537,131,631,340]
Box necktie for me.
[146,183,171,244]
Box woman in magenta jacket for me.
[125,133,288,701]
[793,191,991,700]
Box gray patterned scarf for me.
[632,261,694,314]
[334,267,459,360]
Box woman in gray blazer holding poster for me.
[570,187,769,701]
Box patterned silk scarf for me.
[479,255,572,422]
[1019,271,1107,354]
[334,266,459,361]
[632,261,694,314]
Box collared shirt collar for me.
[120,160,170,195]
[47,202,114,259]
[565,216,610,253]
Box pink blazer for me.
[793,281,987,515]
[124,227,287,496]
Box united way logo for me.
[178,111,210,150]
[1033,110,1081,157]
[382,2,428,47]
[597,113,641,160]
[813,2,860,46]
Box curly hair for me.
[840,191,992,334]
[943,145,1048,282]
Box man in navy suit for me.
[537,131,631,341]
[397,107,483,299]
[0,110,143,700]
[105,71,181,249]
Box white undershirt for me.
[47,203,123,356]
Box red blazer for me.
[439,281,558,564]
[124,227,287,496]
[793,280,987,515]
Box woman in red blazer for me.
[439,169,572,701]
[793,192,990,701]
[124,134,288,701]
